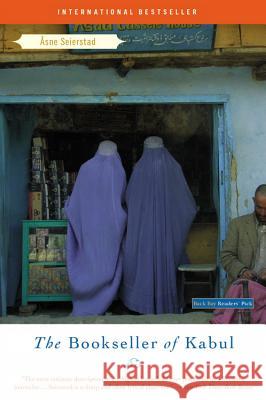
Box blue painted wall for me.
[4,107,36,307]
[0,109,9,315]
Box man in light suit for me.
[221,184,266,286]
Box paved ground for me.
[0,301,212,324]
[0,312,212,324]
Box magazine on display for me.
[0,1,265,399]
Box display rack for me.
[22,220,71,305]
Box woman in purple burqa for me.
[65,141,127,316]
[120,136,197,314]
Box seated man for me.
[212,185,266,324]
[221,184,266,286]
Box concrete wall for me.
[0,65,265,217]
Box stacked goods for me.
[31,136,48,183]
[28,233,37,262]
[46,234,66,262]
[28,187,42,220]
[48,160,62,220]
[28,265,70,295]
[29,137,48,220]
[28,227,70,296]
[60,171,77,219]
[29,135,77,220]
[28,228,66,263]
[48,161,77,219]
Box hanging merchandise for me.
[65,140,127,316]
[120,136,197,314]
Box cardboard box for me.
[29,190,42,220]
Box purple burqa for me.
[120,136,197,314]
[65,141,127,316]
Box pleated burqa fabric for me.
[120,145,197,314]
[65,146,127,316]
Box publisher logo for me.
[103,360,263,398]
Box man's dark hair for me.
[255,184,266,197]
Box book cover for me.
[0,2,265,400]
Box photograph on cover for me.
[0,24,266,324]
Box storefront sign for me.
[68,24,215,52]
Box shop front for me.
[0,25,266,317]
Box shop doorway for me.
[0,96,231,316]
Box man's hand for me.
[258,268,266,280]
[240,269,257,280]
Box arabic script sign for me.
[68,24,215,52]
